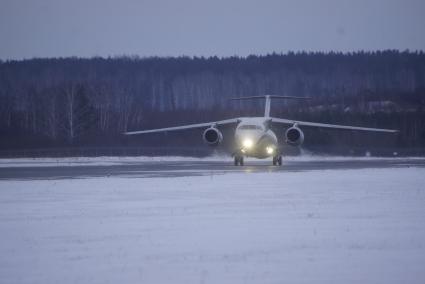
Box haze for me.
[0,0,424,60]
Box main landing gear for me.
[273,155,282,166]
[234,155,244,166]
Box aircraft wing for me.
[270,117,398,133]
[124,118,239,135]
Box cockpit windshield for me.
[239,125,263,130]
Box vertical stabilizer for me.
[264,95,271,117]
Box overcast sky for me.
[0,0,424,60]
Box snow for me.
[0,155,423,168]
[1,168,425,284]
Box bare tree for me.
[61,83,93,143]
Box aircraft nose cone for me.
[236,130,263,148]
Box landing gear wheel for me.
[273,155,282,166]
[234,156,244,166]
[277,155,282,166]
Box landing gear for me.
[234,156,244,166]
[272,155,282,166]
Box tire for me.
[276,156,282,166]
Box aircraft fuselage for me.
[234,117,278,159]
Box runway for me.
[1,157,424,180]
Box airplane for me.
[125,95,398,166]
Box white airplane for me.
[125,95,398,166]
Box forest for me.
[0,51,424,155]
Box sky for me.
[0,0,424,60]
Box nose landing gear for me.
[272,155,282,166]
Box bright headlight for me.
[242,138,254,149]
[266,146,274,154]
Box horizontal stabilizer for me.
[229,95,311,100]
[229,95,311,117]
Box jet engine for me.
[285,125,304,146]
[203,127,223,146]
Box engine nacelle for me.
[285,126,304,146]
[203,127,223,146]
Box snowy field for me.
[1,167,425,284]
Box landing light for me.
[266,146,274,154]
[242,139,254,149]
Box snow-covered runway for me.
[1,156,425,180]
[0,164,425,283]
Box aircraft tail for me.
[229,95,311,117]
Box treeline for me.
[0,50,424,150]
